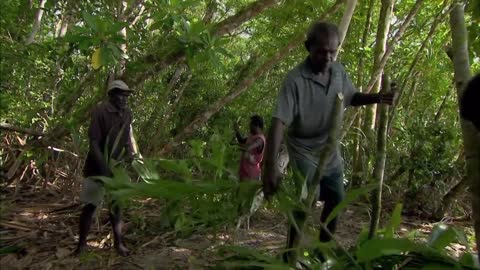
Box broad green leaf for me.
[459,253,480,269]
[385,203,403,239]
[427,224,457,250]
[325,184,376,225]
[91,48,102,69]
[82,11,98,32]
[157,159,192,179]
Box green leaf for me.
[384,203,403,239]
[91,48,102,69]
[158,159,192,179]
[325,184,376,225]
[427,224,457,250]
[82,11,98,32]
[459,253,480,269]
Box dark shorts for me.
[291,158,345,203]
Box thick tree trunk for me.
[335,0,358,59]
[449,3,480,261]
[368,74,390,239]
[122,0,281,87]
[159,0,344,155]
[25,0,47,45]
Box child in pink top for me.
[235,115,266,181]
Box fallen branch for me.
[0,123,44,136]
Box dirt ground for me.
[0,186,476,269]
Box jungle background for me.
[1,0,480,269]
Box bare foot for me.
[115,243,130,257]
[74,244,87,256]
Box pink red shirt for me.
[239,134,266,181]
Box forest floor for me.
[0,185,476,270]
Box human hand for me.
[262,168,280,200]
[380,82,398,105]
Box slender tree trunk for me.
[449,3,480,261]
[360,0,393,188]
[117,0,128,76]
[335,0,358,60]
[434,176,468,220]
[362,0,394,134]
[364,0,425,94]
[434,88,451,122]
[25,0,47,45]
[403,75,418,117]
[202,0,217,23]
[351,0,374,188]
[341,0,426,140]
[368,74,390,239]
[159,0,344,155]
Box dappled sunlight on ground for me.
[0,186,476,269]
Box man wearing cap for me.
[75,80,138,256]
[262,22,396,263]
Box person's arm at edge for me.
[262,118,285,199]
[350,92,382,106]
[350,83,397,106]
[235,130,247,145]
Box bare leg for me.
[283,209,307,265]
[109,204,129,256]
[75,204,96,255]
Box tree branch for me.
[0,123,44,136]
[159,0,344,154]
[122,0,282,87]
[25,0,47,45]
[364,0,425,93]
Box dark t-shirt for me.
[83,101,133,177]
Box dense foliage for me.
[1,0,479,268]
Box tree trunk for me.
[351,0,374,188]
[434,176,468,220]
[364,0,425,94]
[449,2,480,261]
[362,0,394,134]
[335,0,358,60]
[433,88,451,122]
[360,0,393,190]
[202,0,217,23]
[25,0,47,45]
[341,0,425,140]
[116,0,129,76]
[368,74,390,239]
[159,0,344,155]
